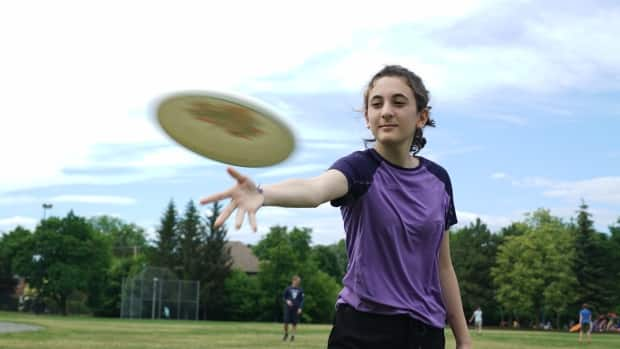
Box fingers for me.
[248,212,258,232]
[200,189,232,205]
[235,208,246,230]
[215,201,237,227]
[227,167,247,182]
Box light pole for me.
[42,203,53,220]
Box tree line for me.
[0,199,345,323]
[452,202,620,329]
[1,200,619,326]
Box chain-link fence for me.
[120,267,200,320]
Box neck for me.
[374,142,419,168]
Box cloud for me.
[0,196,38,205]
[508,176,620,205]
[542,177,620,205]
[253,1,620,105]
[455,210,519,231]
[50,195,137,205]
[491,172,508,180]
[0,216,38,231]
[0,194,137,206]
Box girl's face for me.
[365,76,427,149]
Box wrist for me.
[256,184,267,206]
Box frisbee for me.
[156,91,295,167]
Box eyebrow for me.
[370,93,409,100]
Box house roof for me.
[227,241,259,273]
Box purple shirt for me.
[330,148,457,328]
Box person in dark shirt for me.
[282,275,304,341]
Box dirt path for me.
[0,321,42,334]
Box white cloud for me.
[455,210,519,231]
[0,216,38,231]
[0,0,496,195]
[51,195,137,205]
[0,194,137,206]
[509,176,620,205]
[0,196,38,205]
[542,177,620,205]
[491,172,508,180]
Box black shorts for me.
[328,304,445,349]
[284,306,299,325]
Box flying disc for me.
[156,91,295,167]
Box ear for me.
[416,108,429,128]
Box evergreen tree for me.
[178,200,205,280]
[572,200,614,311]
[152,200,179,271]
[201,201,232,319]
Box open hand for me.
[200,167,264,232]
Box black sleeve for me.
[329,151,379,207]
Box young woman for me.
[200,65,471,348]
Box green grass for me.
[1,311,619,348]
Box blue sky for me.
[1,0,619,245]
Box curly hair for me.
[363,65,436,154]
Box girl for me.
[200,65,471,348]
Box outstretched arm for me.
[200,167,348,231]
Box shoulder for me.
[330,149,381,182]
[420,157,454,190]
[333,149,381,168]
[420,157,452,179]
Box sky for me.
[1,0,619,245]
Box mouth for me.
[378,124,398,128]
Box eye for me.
[370,101,382,108]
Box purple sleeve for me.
[328,151,379,207]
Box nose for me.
[381,103,394,119]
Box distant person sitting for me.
[282,275,304,342]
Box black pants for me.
[328,304,445,349]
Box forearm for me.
[262,178,325,208]
[440,264,471,346]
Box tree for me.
[498,222,528,241]
[89,215,148,258]
[252,226,340,323]
[177,200,205,280]
[608,218,620,313]
[152,200,179,271]
[201,201,232,320]
[572,200,614,311]
[14,212,111,315]
[492,209,577,327]
[311,239,347,282]
[450,218,502,324]
[0,226,32,310]
[255,227,301,321]
[87,216,148,316]
[223,270,261,321]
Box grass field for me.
[1,311,620,349]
